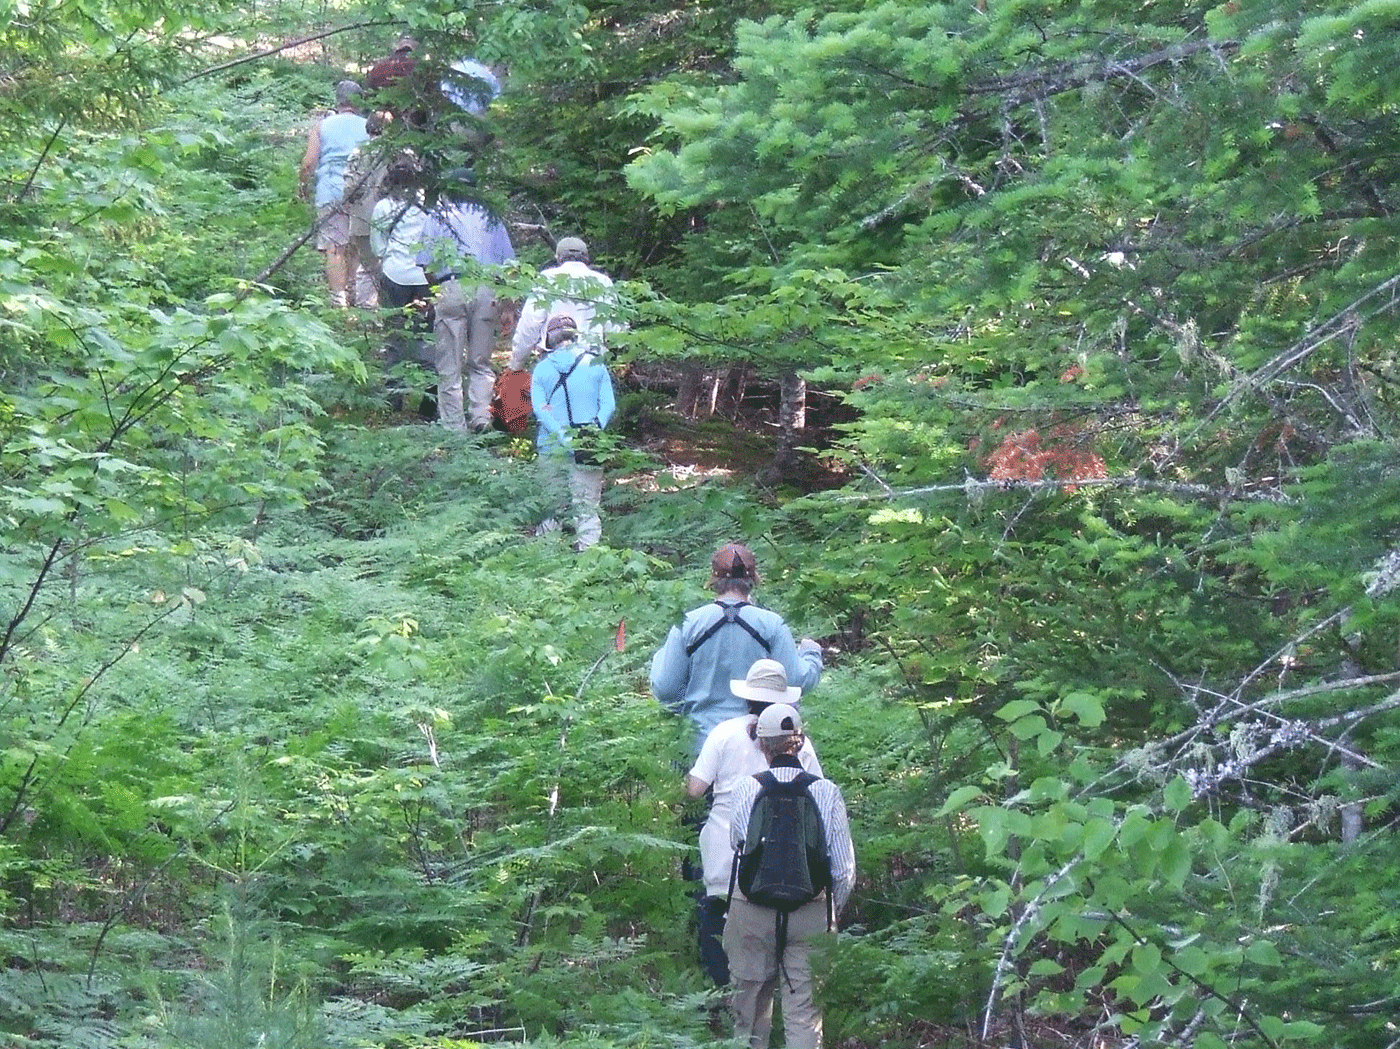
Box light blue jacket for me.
[530,343,615,457]
[650,599,823,754]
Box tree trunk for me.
[716,364,750,418]
[769,370,807,478]
[676,365,701,419]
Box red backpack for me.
[489,369,532,433]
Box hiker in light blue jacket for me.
[651,543,823,757]
[530,314,615,551]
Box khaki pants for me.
[723,895,830,1049]
[537,451,604,549]
[432,280,499,430]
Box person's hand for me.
[798,638,823,655]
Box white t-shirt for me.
[370,197,429,286]
[688,714,822,898]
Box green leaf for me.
[994,699,1042,722]
[1057,691,1105,727]
[1162,775,1193,813]
[937,784,985,816]
[1244,939,1282,967]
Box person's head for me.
[709,542,759,595]
[554,236,590,264]
[365,110,389,136]
[755,702,804,759]
[384,152,420,195]
[730,658,801,707]
[335,79,363,109]
[393,34,418,54]
[545,314,579,350]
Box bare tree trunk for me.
[676,365,701,419]
[678,365,724,419]
[1341,751,1363,843]
[697,372,721,419]
[769,370,807,478]
[715,364,750,418]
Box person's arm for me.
[595,364,616,429]
[509,295,546,370]
[414,213,439,271]
[488,219,515,265]
[767,621,823,694]
[597,272,626,336]
[685,774,710,798]
[369,199,391,261]
[729,777,759,850]
[530,363,567,441]
[824,786,856,914]
[799,737,823,780]
[298,118,323,201]
[649,624,690,712]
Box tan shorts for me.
[315,204,352,250]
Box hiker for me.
[508,237,623,371]
[686,659,823,987]
[298,80,369,308]
[651,542,824,756]
[530,314,616,551]
[439,55,501,154]
[367,35,419,93]
[416,167,516,432]
[370,157,433,413]
[343,110,391,310]
[727,703,855,1049]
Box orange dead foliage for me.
[984,425,1108,493]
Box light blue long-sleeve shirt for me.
[530,343,615,456]
[651,599,823,754]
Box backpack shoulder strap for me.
[548,348,599,427]
[683,601,773,657]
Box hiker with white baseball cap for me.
[727,699,855,1049]
[683,659,823,988]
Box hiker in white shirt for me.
[508,236,623,370]
[685,659,823,987]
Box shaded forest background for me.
[2,1,1400,1047]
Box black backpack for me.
[734,770,831,910]
[730,770,833,981]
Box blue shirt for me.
[313,112,369,208]
[650,599,823,754]
[530,343,615,456]
[416,200,515,281]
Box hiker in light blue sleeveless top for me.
[651,543,823,756]
[298,80,370,307]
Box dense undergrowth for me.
[0,416,939,1049]
[7,1,1400,1047]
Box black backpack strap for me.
[683,601,773,657]
[548,349,599,428]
